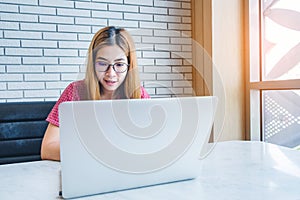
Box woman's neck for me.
[101,90,114,100]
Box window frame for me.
[246,0,300,141]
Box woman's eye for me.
[115,63,126,67]
[97,62,107,66]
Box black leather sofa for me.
[0,101,55,165]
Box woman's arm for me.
[40,123,60,161]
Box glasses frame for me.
[95,62,129,73]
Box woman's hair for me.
[84,26,141,100]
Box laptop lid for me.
[59,96,217,199]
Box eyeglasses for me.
[95,61,129,73]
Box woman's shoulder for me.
[140,86,150,99]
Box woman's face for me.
[94,45,128,95]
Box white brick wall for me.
[0,0,193,101]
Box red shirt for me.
[46,80,150,127]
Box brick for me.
[0,48,3,55]
[0,13,38,22]
[21,40,57,48]
[44,49,78,57]
[181,31,192,37]
[156,59,182,66]
[124,0,153,6]
[0,3,19,12]
[92,26,107,33]
[59,57,85,65]
[22,57,58,65]
[20,5,56,15]
[57,8,91,17]
[0,74,23,81]
[169,9,191,16]
[173,80,192,87]
[128,28,153,36]
[4,30,42,39]
[154,0,181,8]
[0,39,20,47]
[25,74,60,81]
[155,44,181,51]
[131,36,141,43]
[140,21,167,29]
[0,65,5,73]
[79,50,88,57]
[143,80,172,87]
[124,13,153,21]
[109,4,138,13]
[156,87,183,95]
[20,23,56,32]
[0,21,19,30]
[171,52,192,59]
[5,48,42,56]
[135,43,154,51]
[39,15,74,24]
[46,81,70,89]
[144,66,171,73]
[8,82,44,90]
[0,56,21,64]
[92,0,122,3]
[137,58,154,66]
[143,51,170,58]
[184,73,192,80]
[171,37,192,44]
[45,65,79,73]
[140,6,167,14]
[92,10,122,19]
[59,41,90,49]
[39,0,74,8]
[6,65,44,73]
[168,23,191,30]
[157,73,183,80]
[0,0,37,5]
[75,17,107,26]
[108,20,138,28]
[142,36,169,44]
[24,90,60,98]
[0,90,23,99]
[61,73,84,81]
[182,17,191,23]
[154,15,181,23]
[182,2,191,9]
[58,24,91,33]
[184,88,193,94]
[78,33,94,41]
[75,1,107,10]
[43,32,77,41]
[139,73,156,80]
[182,45,192,51]
[0,82,6,90]
[172,66,192,73]
[154,29,181,37]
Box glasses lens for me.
[114,62,128,73]
[95,61,109,72]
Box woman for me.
[41,26,150,161]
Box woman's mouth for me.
[105,80,117,86]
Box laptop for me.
[59,96,218,199]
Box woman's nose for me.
[105,65,116,76]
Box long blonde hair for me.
[84,26,141,100]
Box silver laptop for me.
[59,96,217,199]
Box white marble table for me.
[1,141,300,200]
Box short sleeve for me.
[46,82,77,127]
[140,86,150,99]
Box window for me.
[247,0,300,148]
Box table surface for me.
[1,141,300,200]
